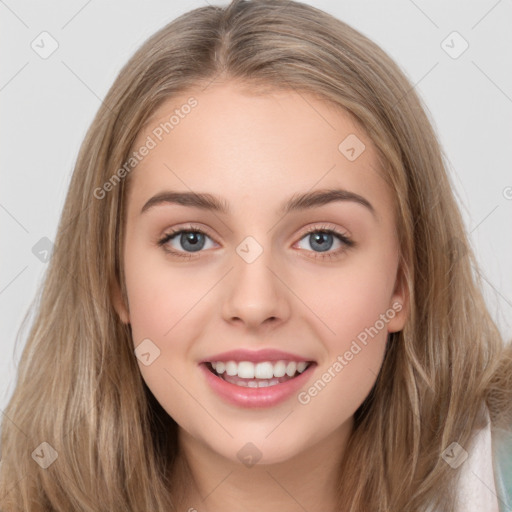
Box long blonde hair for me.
[1,1,510,510]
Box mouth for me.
[204,359,316,388]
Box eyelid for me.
[299,222,352,240]
[157,223,217,249]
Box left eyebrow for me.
[140,188,376,218]
[281,188,375,218]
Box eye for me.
[157,224,217,258]
[157,223,355,261]
[295,224,354,260]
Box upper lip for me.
[200,349,315,364]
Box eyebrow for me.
[140,188,376,218]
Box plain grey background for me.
[1,0,511,413]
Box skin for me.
[112,80,408,512]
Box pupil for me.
[310,232,333,252]
[181,232,204,252]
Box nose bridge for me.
[222,234,290,328]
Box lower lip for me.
[199,362,316,408]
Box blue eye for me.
[300,231,337,252]
[295,227,354,260]
[158,224,354,260]
[158,226,215,257]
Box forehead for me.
[126,81,394,220]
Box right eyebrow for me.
[141,191,230,215]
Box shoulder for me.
[492,425,512,512]
[453,412,512,512]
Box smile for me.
[208,360,311,387]
[200,360,317,408]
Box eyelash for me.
[157,223,355,261]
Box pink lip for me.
[199,348,314,363]
[199,362,317,408]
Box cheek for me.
[124,245,208,344]
[296,256,397,348]
[295,263,392,426]
[123,248,207,421]
[123,247,217,421]
[125,276,174,345]
[291,250,397,415]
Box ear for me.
[110,279,130,324]
[386,264,409,333]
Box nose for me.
[222,246,291,332]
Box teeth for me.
[254,362,273,379]
[297,361,308,373]
[225,361,238,376]
[210,360,311,379]
[285,362,297,376]
[221,375,288,388]
[238,361,255,379]
[273,361,287,377]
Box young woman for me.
[1,1,511,510]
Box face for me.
[113,80,407,466]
